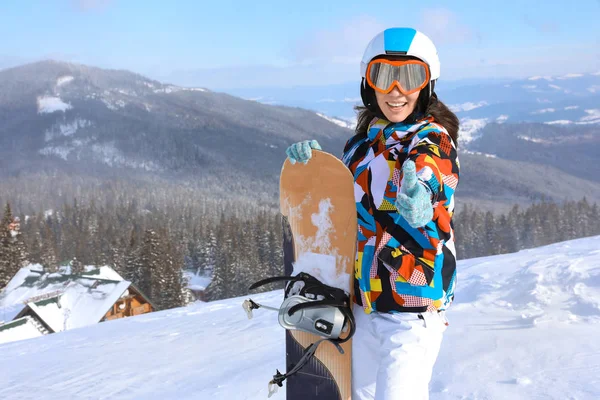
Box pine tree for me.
[0,203,15,288]
[0,205,28,286]
[139,229,160,302]
[40,223,59,273]
[1,203,13,233]
[71,257,84,275]
[206,216,233,300]
[124,228,140,283]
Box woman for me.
[286,27,460,399]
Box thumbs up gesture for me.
[395,160,434,228]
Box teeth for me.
[388,102,406,107]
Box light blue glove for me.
[395,160,434,228]
[285,140,321,164]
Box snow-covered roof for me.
[0,303,26,324]
[1,265,135,333]
[0,264,125,309]
[0,316,45,345]
[24,279,131,332]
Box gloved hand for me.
[285,140,321,165]
[395,160,434,228]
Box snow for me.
[0,317,45,344]
[449,101,488,113]
[283,197,353,293]
[102,97,126,110]
[462,149,497,158]
[56,76,74,87]
[518,135,550,144]
[37,96,72,114]
[155,85,208,94]
[44,119,92,141]
[26,280,130,332]
[90,142,162,171]
[82,265,124,281]
[185,271,212,291]
[0,303,25,324]
[292,251,342,287]
[0,236,599,398]
[0,265,133,342]
[39,145,73,160]
[316,113,354,129]
[0,265,125,311]
[183,87,207,92]
[458,118,488,144]
[117,89,137,96]
[311,199,334,252]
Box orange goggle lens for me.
[366,59,430,95]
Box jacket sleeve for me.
[404,124,460,207]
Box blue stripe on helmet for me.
[383,28,417,53]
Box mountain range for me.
[225,72,600,129]
[0,60,599,214]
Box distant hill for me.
[0,60,598,214]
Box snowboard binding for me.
[244,272,356,397]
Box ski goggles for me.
[365,59,430,95]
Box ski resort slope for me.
[1,236,599,400]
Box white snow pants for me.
[351,304,447,400]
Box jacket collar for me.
[366,116,433,143]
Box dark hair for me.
[354,84,460,147]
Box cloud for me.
[73,0,113,11]
[287,9,478,66]
[286,16,386,65]
[415,8,477,45]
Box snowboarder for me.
[285,27,460,400]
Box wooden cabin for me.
[0,265,156,344]
[104,285,155,321]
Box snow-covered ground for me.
[37,96,72,114]
[1,236,599,399]
[458,117,488,144]
[316,112,355,129]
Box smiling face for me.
[374,85,421,123]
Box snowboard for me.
[279,149,357,400]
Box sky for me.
[0,0,599,89]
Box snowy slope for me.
[1,236,599,399]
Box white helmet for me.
[360,27,440,81]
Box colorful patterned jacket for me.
[342,116,460,314]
